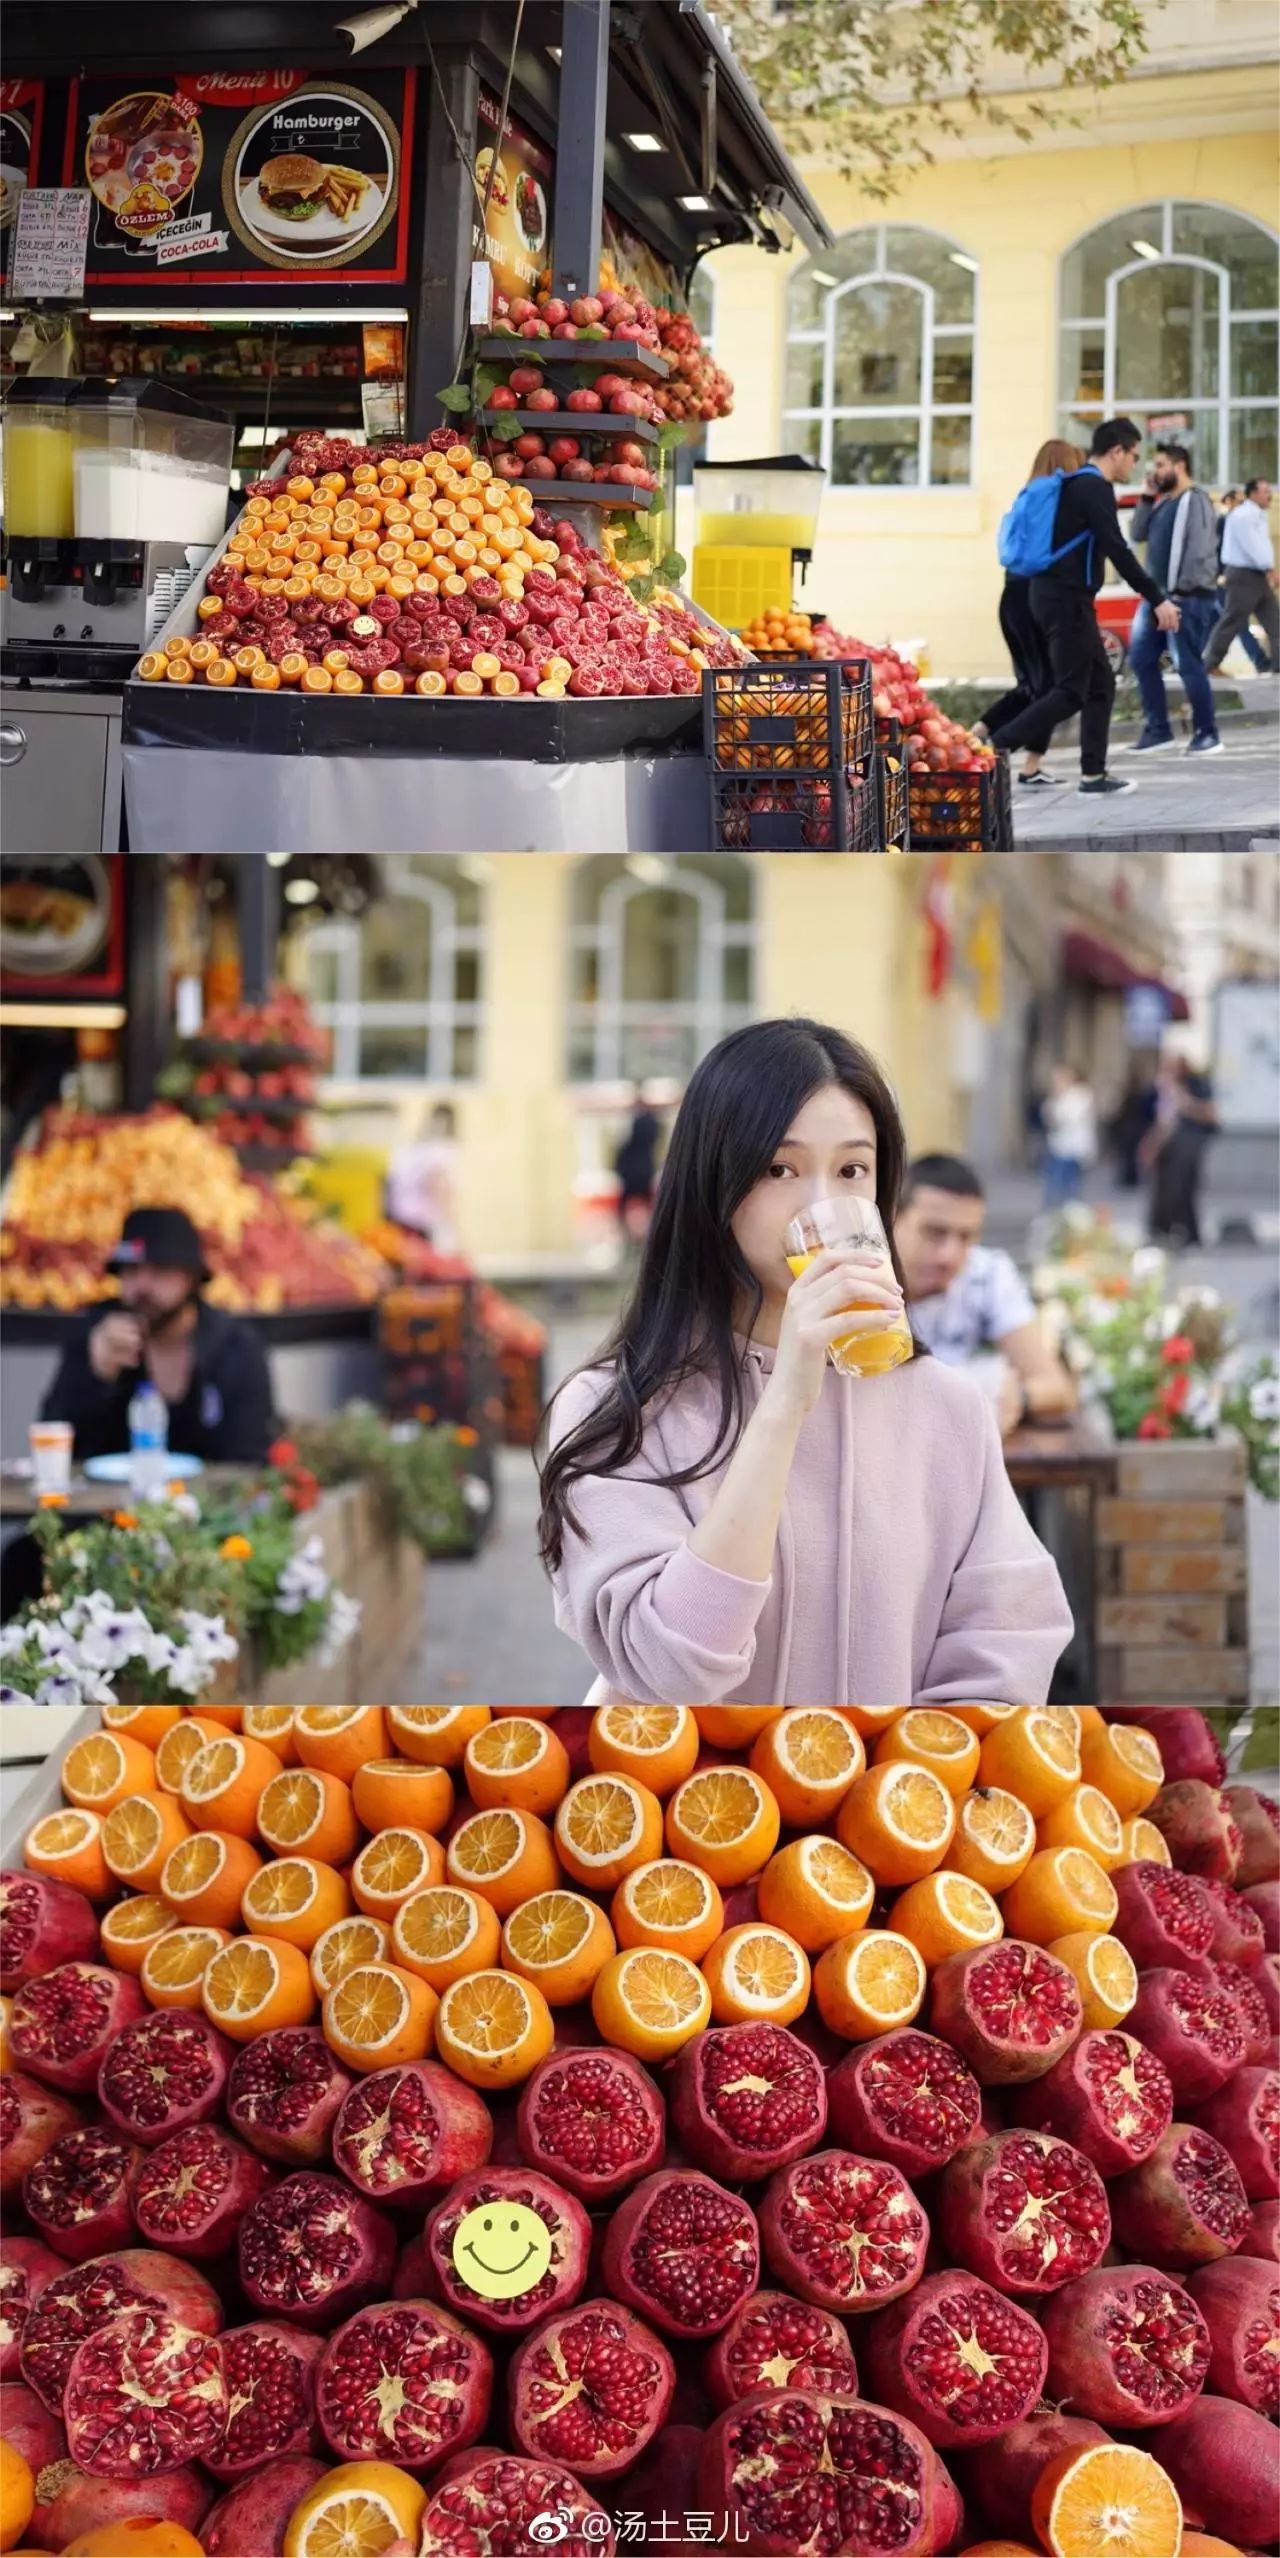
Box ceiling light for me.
[266,851,291,867]
[284,879,321,906]
[809,270,838,288]
[624,131,663,152]
[950,252,979,273]
[625,854,671,886]
[336,1,415,56]
[547,44,562,61]
[0,1003,127,1029]
[678,194,713,212]
[1130,239,1161,261]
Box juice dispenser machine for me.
[691,453,826,632]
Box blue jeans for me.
[1130,594,1220,741]
[1045,1154,1083,1208]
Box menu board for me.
[473,88,553,302]
[10,189,90,300]
[64,71,415,287]
[1,78,44,249]
[0,857,125,1003]
[602,208,680,312]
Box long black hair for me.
[538,1015,919,1571]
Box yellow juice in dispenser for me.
[784,1252,916,1377]
[4,412,75,538]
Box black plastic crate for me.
[908,753,1014,851]
[847,767,880,851]
[876,725,910,851]
[711,769,850,849]
[705,659,872,776]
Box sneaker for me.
[1125,729,1177,753]
[1017,771,1063,788]
[1078,774,1137,796]
[1185,733,1224,755]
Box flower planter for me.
[1095,1437,1250,1704]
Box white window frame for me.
[305,855,485,1083]
[784,224,977,490]
[567,856,756,1085]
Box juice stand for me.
[690,452,827,633]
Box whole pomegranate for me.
[24,2125,142,2263]
[860,2269,1048,2448]
[955,2411,1110,2543]
[0,2373,65,2477]
[1186,2255,1279,2418]
[424,2167,590,2337]
[133,2123,272,2258]
[936,2128,1110,2294]
[508,2299,673,2477]
[1190,2064,1279,2199]
[205,2322,323,2479]
[1126,1967,1246,2103]
[316,2297,492,2471]
[699,2387,935,2557]
[0,1873,98,1990]
[63,2306,228,2477]
[0,2236,64,2377]
[669,2023,827,2181]
[1111,1859,1215,1971]
[928,1940,1081,2083]
[1153,2395,1280,2551]
[1238,2195,1280,2260]
[20,2250,222,2413]
[202,2453,328,2557]
[826,2029,981,2179]
[98,2009,232,2147]
[32,2459,213,2553]
[1,2072,82,2201]
[331,2059,492,2207]
[225,2025,354,2163]
[11,1964,146,2094]
[417,2453,615,2554]
[1039,2261,1210,2425]
[761,2149,929,2315]
[516,2047,664,2201]
[238,2172,395,2331]
[1147,1780,1242,1881]
[1109,2122,1250,2265]
[603,2170,760,2341]
[1009,2028,1172,2175]
[706,2291,859,2411]
[1223,1783,1280,1886]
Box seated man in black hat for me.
[40,1206,276,1467]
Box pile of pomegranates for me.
[489,285,734,428]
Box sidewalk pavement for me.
[1012,733,1279,850]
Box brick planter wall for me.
[1095,1442,1249,1704]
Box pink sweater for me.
[548,1341,1072,1707]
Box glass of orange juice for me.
[784,1197,915,1379]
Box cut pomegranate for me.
[706,2290,859,2411]
[1202,1876,1266,1966]
[205,2321,322,2479]
[1009,2029,1172,2176]
[928,1939,1081,2084]
[133,2123,272,2258]
[316,2297,492,2471]
[761,2148,929,2315]
[936,2128,1110,2294]
[0,2071,82,2201]
[0,2236,63,2377]
[10,1962,145,2094]
[33,2458,213,2553]
[1222,1783,1280,1887]
[1190,2064,1279,2198]
[669,2022,827,2182]
[238,2171,395,2331]
[1212,1956,1273,2063]
[20,2248,221,2413]
[1126,1966,1246,2103]
[1111,1859,1215,1971]
[63,2306,228,2477]
[424,2167,591,2337]
[225,2024,354,2164]
[1261,1949,1280,2028]
[1153,2395,1280,2552]
[203,2453,328,2558]
[826,2029,981,2179]
[0,1872,98,1991]
[418,2453,616,2555]
[516,2047,664,2201]
[1109,2122,1250,2265]
[23,2124,141,2262]
[860,2269,1048,2448]
[1187,2256,1279,2418]
[508,2299,674,2477]
[1147,1780,1243,1881]
[699,2387,935,2557]
[954,2411,1110,2543]
[98,2008,232,2147]
[331,2058,492,2207]
[1040,2261,1209,2425]
[603,2169,760,2340]
[0,2374,65,2478]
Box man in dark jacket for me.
[40,1206,275,1466]
[991,418,1181,798]
[1128,445,1223,757]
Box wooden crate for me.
[1094,1440,1250,1706]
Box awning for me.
[1062,930,1191,1022]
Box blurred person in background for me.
[1042,1063,1098,1209]
[386,1101,461,1252]
[1107,1066,1161,1189]
[1207,478,1278,677]
[894,1154,1076,1438]
[975,437,1083,790]
[1215,491,1269,671]
[614,1083,662,1246]
[1146,1055,1219,1248]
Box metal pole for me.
[409,49,481,436]
[123,857,168,1111]
[552,0,610,302]
[238,859,279,1003]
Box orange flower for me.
[37,1492,68,1510]
[220,1533,253,1561]
[455,1426,479,1447]
[111,1510,140,1530]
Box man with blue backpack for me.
[993,418,1181,798]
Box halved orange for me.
[281,2460,427,2558]
[465,1715,571,1815]
[446,1808,561,1917]
[692,1708,783,1748]
[836,1763,955,1887]
[587,1705,700,1798]
[948,1787,1037,1892]
[1116,1816,1171,1869]
[392,1886,501,1992]
[322,1961,437,2073]
[1048,1930,1139,2028]
[61,1731,157,1812]
[749,1709,866,1826]
[102,1704,184,1748]
[350,1827,446,1919]
[352,1759,454,1837]
[191,1706,243,1727]
[153,1713,229,1797]
[1001,1845,1118,1945]
[310,1913,390,2000]
[701,1922,811,2026]
[140,1923,231,2010]
[102,1792,191,1890]
[888,1870,1004,1968]
[242,1855,351,1951]
[24,1809,110,1899]
[257,1765,359,1867]
[501,1889,616,2005]
[756,1834,876,1953]
[242,1704,298,1763]
[1030,2440,1182,2558]
[873,1709,981,1800]
[813,1928,927,2040]
[610,1858,725,1962]
[840,1705,907,1738]
[180,1734,282,1838]
[978,1709,1081,1818]
[435,1967,554,2088]
[942,1702,1019,1737]
[294,1705,388,1784]
[591,1945,712,2060]
[665,1767,781,1889]
[159,1829,262,1929]
[202,1934,316,2041]
[1038,1783,1125,1871]
[99,1893,178,1975]
[555,1774,664,1890]
[1079,1721,1165,1818]
[386,1706,491,1767]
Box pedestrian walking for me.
[1127,445,1224,756]
[386,1101,461,1251]
[1206,478,1279,676]
[976,438,1082,791]
[1042,1064,1097,1209]
[990,418,1180,799]
[1216,493,1270,671]
[1147,1056,1219,1247]
[1107,1068,1160,1189]
[614,1083,661,1245]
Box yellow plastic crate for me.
[692,544,794,630]
[303,1147,388,1234]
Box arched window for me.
[303,855,485,1080]
[567,855,756,1083]
[1059,201,1279,485]
[784,226,976,487]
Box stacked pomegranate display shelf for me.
[0,1701,1274,2558]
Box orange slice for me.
[1030,2441,1182,2558]
[392,1886,501,1992]
[310,1914,390,2000]
[322,1961,437,2073]
[749,1709,866,1826]
[140,1924,231,2010]
[1001,1845,1119,1945]
[591,1945,712,2060]
[691,1708,783,1747]
[294,1705,388,1784]
[610,1858,725,1962]
[873,1709,981,1800]
[1116,1816,1171,1869]
[1049,1930,1139,2029]
[813,1928,927,2041]
[180,1734,282,1838]
[202,1934,316,2041]
[352,1760,454,1836]
[555,1774,664,1890]
[942,1702,1019,1737]
[978,1708,1081,1818]
[1038,1783,1125,1871]
[501,1889,616,2005]
[1080,1721,1165,1818]
[281,2458,427,2558]
[159,1829,262,1929]
[446,1808,561,1917]
[701,1921,811,2026]
[665,1767,782,1889]
[61,1731,156,1812]
[888,1870,1004,1968]
[242,1704,298,1763]
[386,1706,492,1767]
[257,1766,359,1867]
[24,1809,110,1899]
[948,1787,1037,1892]
[756,1834,876,1953]
[99,1893,178,1975]
[587,1705,700,1798]
[102,1792,191,1890]
[835,1764,956,1887]
[242,1856,351,1951]
[102,1704,184,1748]
[435,1967,554,2088]
[465,1715,572,1814]
[350,1827,446,1919]
[153,1713,229,1797]
[839,1705,907,1738]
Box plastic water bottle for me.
[128,1383,169,1500]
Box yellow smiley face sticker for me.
[452,2199,553,2301]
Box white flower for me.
[1065,1339,1095,1376]
[1083,1295,1118,1329]
[0,1686,36,1707]
[462,1476,492,1516]
[1179,1285,1222,1313]
[37,1673,89,1710]
[163,1646,208,1695]
[76,1607,161,1673]
[1249,1376,1280,1424]
[177,1611,238,1666]
[1184,1381,1222,1432]
[389,1422,419,1445]
[1092,1361,1115,1392]
[276,1538,331,1616]
[166,1493,200,1524]
[317,1589,362,1668]
[1131,1246,1167,1283]
[0,1625,31,1662]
